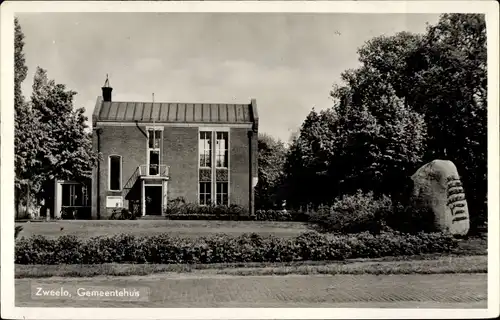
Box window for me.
[62,184,89,207]
[216,182,228,205]
[216,132,228,168]
[147,129,162,175]
[109,155,122,191]
[149,150,160,175]
[148,129,161,149]
[199,182,211,205]
[199,131,212,168]
[199,129,230,206]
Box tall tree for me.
[255,133,287,209]
[25,67,99,209]
[411,14,487,227]
[283,108,343,207]
[14,17,27,111]
[14,17,40,215]
[331,14,487,227]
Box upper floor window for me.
[199,131,212,168]
[147,129,162,175]
[216,132,228,168]
[148,129,162,149]
[109,155,122,191]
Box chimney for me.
[102,74,113,102]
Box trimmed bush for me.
[254,209,310,222]
[165,199,249,217]
[164,198,309,222]
[15,231,458,265]
[309,191,393,234]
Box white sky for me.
[18,12,440,142]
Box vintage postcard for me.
[1,1,498,319]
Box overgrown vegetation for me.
[15,231,458,265]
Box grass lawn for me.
[16,255,487,278]
[15,219,310,239]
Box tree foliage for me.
[14,17,40,208]
[284,14,487,229]
[14,18,99,210]
[29,67,99,199]
[411,14,487,226]
[255,133,287,209]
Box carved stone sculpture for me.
[410,159,470,236]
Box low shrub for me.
[165,198,249,217]
[60,207,91,220]
[109,208,139,220]
[15,231,458,265]
[164,198,309,222]
[309,191,393,234]
[254,209,310,222]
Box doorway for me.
[145,186,162,215]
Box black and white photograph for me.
[1,1,498,319]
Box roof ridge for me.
[96,100,257,125]
[104,100,250,105]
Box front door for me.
[145,186,162,215]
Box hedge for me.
[165,210,309,222]
[164,199,310,222]
[15,231,458,265]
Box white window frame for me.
[199,131,213,169]
[197,127,230,206]
[146,127,163,176]
[61,183,90,207]
[108,154,122,192]
[215,181,229,206]
[199,181,212,206]
[215,131,229,169]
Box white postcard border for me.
[1,1,498,319]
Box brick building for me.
[89,79,259,219]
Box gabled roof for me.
[93,98,258,130]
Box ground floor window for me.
[199,182,212,205]
[61,184,89,207]
[109,155,122,191]
[60,182,91,219]
[216,182,228,205]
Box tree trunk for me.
[15,188,20,220]
[26,183,30,218]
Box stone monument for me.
[410,159,470,236]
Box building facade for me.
[90,81,259,219]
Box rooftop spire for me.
[103,74,110,87]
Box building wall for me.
[93,125,147,218]
[92,124,257,219]
[229,128,251,208]
[163,126,199,203]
